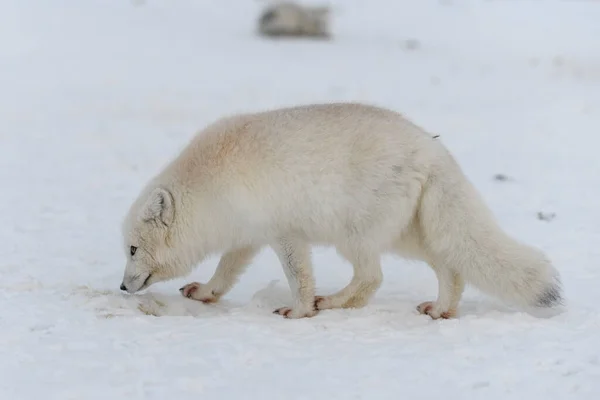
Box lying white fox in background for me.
[257,2,331,39]
[119,102,562,319]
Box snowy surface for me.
[2,0,600,398]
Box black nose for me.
[120,283,127,291]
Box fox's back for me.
[248,102,433,175]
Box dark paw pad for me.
[273,307,292,318]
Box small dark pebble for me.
[537,212,556,222]
[493,173,511,181]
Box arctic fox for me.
[119,102,562,319]
[257,2,331,39]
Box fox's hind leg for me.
[315,246,383,310]
[417,266,465,319]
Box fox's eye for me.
[130,246,137,256]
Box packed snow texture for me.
[1,0,600,399]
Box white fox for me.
[257,2,331,39]
[119,103,562,319]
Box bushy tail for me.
[418,152,562,309]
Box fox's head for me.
[120,187,190,293]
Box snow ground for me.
[1,0,600,398]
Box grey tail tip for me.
[536,284,563,308]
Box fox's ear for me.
[140,187,174,226]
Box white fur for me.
[258,2,330,39]
[120,102,563,319]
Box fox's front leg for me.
[272,236,319,319]
[180,245,259,303]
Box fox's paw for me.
[273,306,318,319]
[417,301,456,320]
[179,282,219,303]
